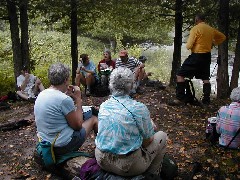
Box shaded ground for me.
[0,85,239,180]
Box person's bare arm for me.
[65,86,83,130]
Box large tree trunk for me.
[71,0,78,85]
[217,0,230,99]
[169,0,183,86]
[19,0,30,71]
[6,0,22,84]
[230,19,240,91]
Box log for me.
[33,150,91,179]
[0,119,32,131]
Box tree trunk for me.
[71,0,78,85]
[6,0,22,84]
[19,0,30,71]
[169,0,183,86]
[230,19,240,91]
[217,0,229,99]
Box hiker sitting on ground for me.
[138,55,153,84]
[16,65,45,101]
[75,54,99,96]
[97,49,115,86]
[174,14,226,105]
[115,50,145,94]
[216,87,240,149]
[34,63,98,157]
[95,67,167,177]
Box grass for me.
[0,29,173,96]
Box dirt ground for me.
[0,85,239,180]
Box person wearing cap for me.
[216,87,240,149]
[97,50,116,86]
[16,65,45,101]
[116,50,145,94]
[95,67,167,177]
[75,54,98,96]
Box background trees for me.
[0,0,240,99]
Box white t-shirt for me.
[17,74,36,97]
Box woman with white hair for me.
[216,87,240,149]
[95,67,167,177]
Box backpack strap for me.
[225,127,240,149]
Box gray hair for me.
[48,63,70,85]
[109,67,134,96]
[230,87,240,102]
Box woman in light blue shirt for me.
[95,67,167,177]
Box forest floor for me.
[0,84,239,180]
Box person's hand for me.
[81,66,86,71]
[67,85,81,101]
[35,78,41,85]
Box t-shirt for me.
[79,60,98,80]
[17,74,36,93]
[115,57,142,72]
[95,95,154,154]
[34,89,75,147]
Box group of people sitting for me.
[16,49,150,100]
[16,49,239,178]
[34,61,167,177]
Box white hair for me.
[109,67,134,96]
[230,87,240,102]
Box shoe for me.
[168,99,185,106]
[136,87,144,94]
[86,89,91,97]
[28,97,36,103]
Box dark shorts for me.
[54,128,86,156]
[177,53,211,80]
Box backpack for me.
[185,79,201,106]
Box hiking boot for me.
[202,83,211,105]
[168,98,185,106]
[28,97,36,103]
[85,89,91,97]
[136,86,144,94]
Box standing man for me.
[174,14,226,105]
[75,54,98,96]
[116,50,145,94]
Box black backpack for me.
[185,79,201,106]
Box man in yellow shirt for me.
[175,14,226,105]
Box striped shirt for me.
[216,102,240,149]
[115,57,142,72]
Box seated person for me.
[16,65,45,101]
[116,50,145,93]
[97,50,115,86]
[75,54,99,96]
[138,55,153,83]
[95,67,167,177]
[216,87,240,149]
[34,63,98,158]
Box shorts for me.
[54,128,86,155]
[177,53,211,80]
